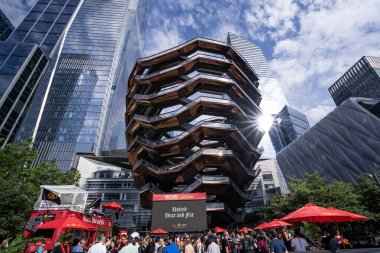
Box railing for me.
[128,121,263,155]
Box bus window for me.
[32,229,54,239]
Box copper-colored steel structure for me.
[126,38,264,225]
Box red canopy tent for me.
[281,203,367,223]
[151,228,168,234]
[239,227,252,232]
[214,227,227,233]
[102,202,124,210]
[327,207,367,221]
[254,222,268,230]
[36,214,96,230]
[261,219,293,229]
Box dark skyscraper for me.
[329,56,380,106]
[0,9,14,41]
[269,105,310,153]
[15,0,149,170]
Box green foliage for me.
[252,172,369,223]
[2,234,42,253]
[0,139,80,240]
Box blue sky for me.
[5,0,380,125]
[143,0,380,124]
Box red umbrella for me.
[151,228,168,234]
[102,201,124,210]
[36,214,96,230]
[239,227,252,232]
[327,207,367,221]
[254,222,268,230]
[261,219,293,229]
[214,227,227,233]
[281,203,363,223]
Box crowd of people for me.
[43,226,349,253]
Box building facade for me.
[245,158,289,212]
[15,0,148,170]
[0,0,82,145]
[269,105,310,153]
[0,9,14,41]
[227,33,288,159]
[77,156,150,229]
[277,97,380,183]
[126,38,264,225]
[329,56,380,106]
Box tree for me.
[0,139,80,240]
[252,172,365,223]
[355,174,380,222]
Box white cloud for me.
[143,0,380,123]
[305,99,335,125]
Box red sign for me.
[153,193,206,201]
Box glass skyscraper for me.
[269,105,310,153]
[15,0,149,170]
[0,9,14,41]
[227,33,288,158]
[0,0,81,145]
[329,56,380,106]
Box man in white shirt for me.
[206,234,220,253]
[120,237,139,253]
[290,230,309,252]
[88,235,107,253]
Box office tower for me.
[269,105,310,153]
[0,43,48,144]
[277,97,380,183]
[0,9,14,41]
[76,156,150,229]
[126,38,264,225]
[245,158,289,211]
[329,56,380,106]
[227,33,288,158]
[16,0,149,170]
[0,0,81,145]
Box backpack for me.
[243,238,254,252]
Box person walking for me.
[240,232,255,253]
[206,234,220,253]
[290,229,309,252]
[269,230,287,253]
[162,236,180,253]
[53,238,72,253]
[184,238,194,253]
[88,235,107,253]
[73,240,86,253]
[120,237,139,253]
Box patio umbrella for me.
[151,228,168,234]
[261,219,293,229]
[239,227,252,232]
[102,201,124,210]
[36,214,96,230]
[281,203,354,223]
[254,222,268,230]
[327,207,367,222]
[214,227,227,233]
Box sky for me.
[4,0,380,125]
[143,0,380,125]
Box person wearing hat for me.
[269,230,287,253]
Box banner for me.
[42,188,61,205]
[151,193,207,232]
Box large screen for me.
[151,193,207,232]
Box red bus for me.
[23,186,113,253]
